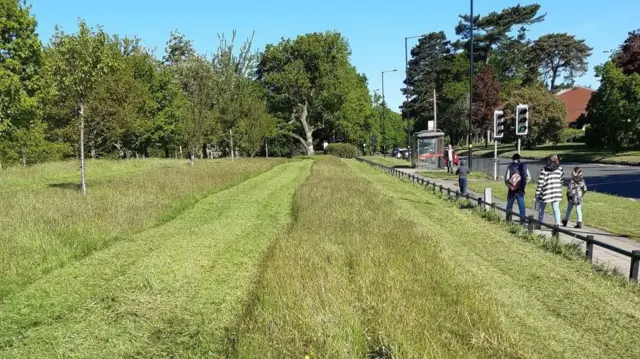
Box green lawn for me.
[0,160,311,358]
[230,157,640,358]
[466,180,640,239]
[0,158,286,298]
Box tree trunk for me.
[189,153,195,166]
[164,146,169,158]
[179,145,183,159]
[21,148,26,167]
[299,102,315,155]
[550,68,558,91]
[230,129,234,161]
[79,100,87,195]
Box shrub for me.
[561,128,585,143]
[325,143,361,158]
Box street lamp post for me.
[468,0,474,169]
[381,69,398,157]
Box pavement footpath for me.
[397,167,640,278]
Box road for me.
[465,156,640,199]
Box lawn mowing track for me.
[0,160,312,358]
[351,160,640,358]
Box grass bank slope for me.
[232,157,640,358]
[0,160,311,358]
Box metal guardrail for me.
[356,157,640,282]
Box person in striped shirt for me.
[535,154,564,227]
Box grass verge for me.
[230,157,640,358]
[466,180,640,239]
[362,155,411,168]
[418,169,491,181]
[0,158,285,299]
[0,160,312,358]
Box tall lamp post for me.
[381,69,398,157]
[468,0,474,169]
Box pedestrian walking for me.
[504,153,531,223]
[455,159,470,194]
[535,154,564,227]
[446,144,454,173]
[563,167,587,228]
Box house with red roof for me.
[555,86,595,128]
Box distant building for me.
[556,86,595,128]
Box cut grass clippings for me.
[231,156,640,358]
[0,160,312,358]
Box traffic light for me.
[515,104,529,136]
[493,110,504,139]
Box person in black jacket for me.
[504,154,531,223]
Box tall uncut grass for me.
[231,157,640,358]
[0,158,284,298]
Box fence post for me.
[440,185,443,194]
[552,225,559,239]
[630,251,640,282]
[585,235,594,262]
[477,197,482,207]
[447,188,451,197]
[506,211,512,223]
[455,190,460,199]
[527,216,534,233]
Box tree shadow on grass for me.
[48,182,82,191]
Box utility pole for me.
[230,129,234,161]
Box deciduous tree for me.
[613,30,640,75]
[47,20,118,194]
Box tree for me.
[502,86,566,148]
[174,54,218,165]
[47,20,117,194]
[258,32,363,155]
[0,0,43,168]
[455,3,545,64]
[163,30,194,65]
[529,33,592,91]
[472,66,501,143]
[613,30,640,75]
[585,61,640,150]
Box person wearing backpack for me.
[535,154,564,227]
[504,154,531,223]
[562,167,587,228]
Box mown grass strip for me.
[0,160,311,358]
[0,158,285,298]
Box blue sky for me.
[29,0,640,112]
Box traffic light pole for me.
[517,138,521,154]
[494,139,498,180]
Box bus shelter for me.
[410,130,445,169]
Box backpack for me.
[507,172,521,191]
[507,165,522,191]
